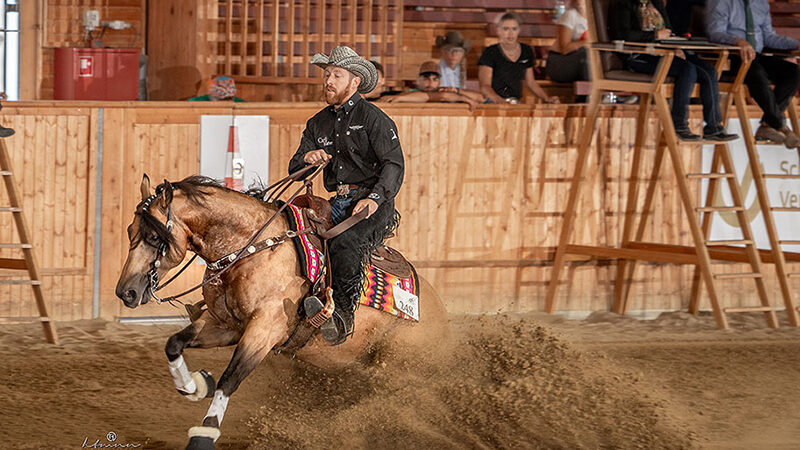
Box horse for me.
[115,174,449,450]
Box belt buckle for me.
[336,184,350,197]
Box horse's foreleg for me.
[186,309,287,450]
[165,315,240,402]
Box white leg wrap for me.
[184,371,210,402]
[168,355,197,394]
[187,426,221,442]
[205,389,230,425]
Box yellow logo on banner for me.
[713,162,761,226]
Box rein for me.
[143,164,334,305]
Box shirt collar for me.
[332,92,362,114]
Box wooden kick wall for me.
[0,102,797,321]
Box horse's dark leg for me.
[166,315,240,402]
[186,310,285,450]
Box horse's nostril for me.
[124,289,137,301]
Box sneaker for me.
[755,124,786,143]
[0,126,14,138]
[780,126,800,148]
[675,128,701,141]
[703,129,739,142]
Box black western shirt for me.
[288,93,404,206]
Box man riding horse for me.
[289,46,405,344]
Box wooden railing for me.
[0,102,795,322]
[215,0,404,83]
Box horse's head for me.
[115,174,190,308]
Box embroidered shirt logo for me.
[317,136,333,147]
[390,129,397,140]
[349,125,364,130]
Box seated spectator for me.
[436,31,471,89]
[364,61,402,101]
[610,0,736,141]
[380,61,485,109]
[707,0,800,147]
[478,12,560,104]
[546,0,590,83]
[188,76,245,102]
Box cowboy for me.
[436,31,472,90]
[288,46,404,344]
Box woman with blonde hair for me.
[478,12,559,104]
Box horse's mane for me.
[136,176,278,251]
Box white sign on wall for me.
[702,118,800,252]
[200,115,270,189]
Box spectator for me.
[380,61,485,109]
[707,0,800,147]
[546,0,590,83]
[478,12,559,104]
[188,76,245,102]
[363,61,402,101]
[610,0,736,141]
[436,31,471,89]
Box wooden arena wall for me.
[0,102,796,321]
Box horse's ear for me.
[140,174,151,201]
[160,179,174,207]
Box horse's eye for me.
[148,234,160,244]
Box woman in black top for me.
[610,0,735,141]
[478,13,560,104]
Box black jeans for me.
[628,52,723,134]
[730,54,800,130]
[546,48,590,83]
[328,192,397,315]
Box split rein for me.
[140,163,327,307]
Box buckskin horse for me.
[114,174,449,450]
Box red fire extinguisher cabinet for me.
[54,48,139,100]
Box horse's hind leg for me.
[186,309,287,450]
[165,314,240,402]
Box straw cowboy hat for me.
[311,46,378,94]
[435,31,472,53]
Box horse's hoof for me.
[186,426,219,450]
[181,370,216,402]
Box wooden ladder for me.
[612,90,797,328]
[689,87,800,327]
[0,138,58,344]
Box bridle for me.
[135,186,179,305]
[134,163,328,306]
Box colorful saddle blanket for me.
[284,203,420,322]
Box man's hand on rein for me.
[304,149,332,165]
[353,198,378,218]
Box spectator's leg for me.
[666,57,697,132]
[757,54,800,116]
[687,53,723,134]
[745,56,784,129]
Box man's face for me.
[416,73,441,92]
[323,67,359,106]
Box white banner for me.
[200,115,270,189]
[702,118,800,252]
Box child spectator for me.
[436,31,471,89]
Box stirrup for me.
[303,296,340,343]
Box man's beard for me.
[324,86,349,105]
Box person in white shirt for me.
[546,0,590,83]
[436,31,470,89]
